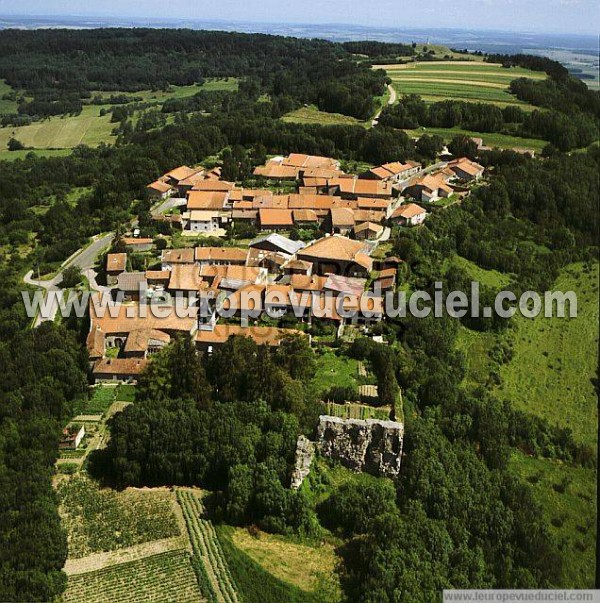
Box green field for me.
[379,61,544,109]
[0,105,116,151]
[0,79,17,114]
[510,452,596,588]
[496,262,599,446]
[406,125,547,152]
[0,78,239,158]
[450,255,512,289]
[216,524,337,603]
[60,550,201,603]
[311,349,360,395]
[282,105,363,127]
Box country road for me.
[371,84,397,126]
[25,232,115,327]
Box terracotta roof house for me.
[293,209,320,225]
[194,324,304,352]
[329,208,356,235]
[164,166,204,187]
[161,248,195,270]
[253,162,298,180]
[106,253,127,285]
[168,264,205,292]
[258,208,294,231]
[327,177,393,200]
[448,158,485,181]
[194,247,247,266]
[184,210,224,234]
[283,258,313,276]
[186,190,228,211]
[412,174,453,203]
[147,180,174,200]
[122,328,171,358]
[297,235,373,277]
[253,195,290,209]
[93,358,149,382]
[191,179,236,192]
[121,237,154,252]
[354,221,384,240]
[363,161,421,183]
[391,203,427,226]
[282,153,340,170]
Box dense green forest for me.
[0,29,387,121]
[0,29,598,602]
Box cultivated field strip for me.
[177,489,239,603]
[61,549,203,603]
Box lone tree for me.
[61,266,83,289]
[7,137,25,151]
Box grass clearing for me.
[496,262,599,446]
[311,349,360,395]
[0,79,17,114]
[115,383,136,403]
[216,524,337,603]
[450,255,512,289]
[231,527,341,598]
[510,452,596,588]
[59,475,181,558]
[282,105,363,127]
[406,125,546,152]
[60,549,201,603]
[83,385,117,416]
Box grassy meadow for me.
[455,261,598,586]
[510,452,596,588]
[282,105,364,127]
[496,262,598,446]
[0,78,239,159]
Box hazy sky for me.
[0,0,598,35]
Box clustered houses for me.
[90,232,390,381]
[401,157,485,204]
[87,153,485,382]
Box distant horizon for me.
[0,1,598,38]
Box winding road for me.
[25,233,115,327]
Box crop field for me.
[59,476,181,558]
[377,61,545,108]
[323,401,390,421]
[177,489,238,603]
[60,550,201,603]
[282,105,363,127]
[84,385,117,415]
[510,452,596,587]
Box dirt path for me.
[64,536,189,576]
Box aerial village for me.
[89,152,484,382]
